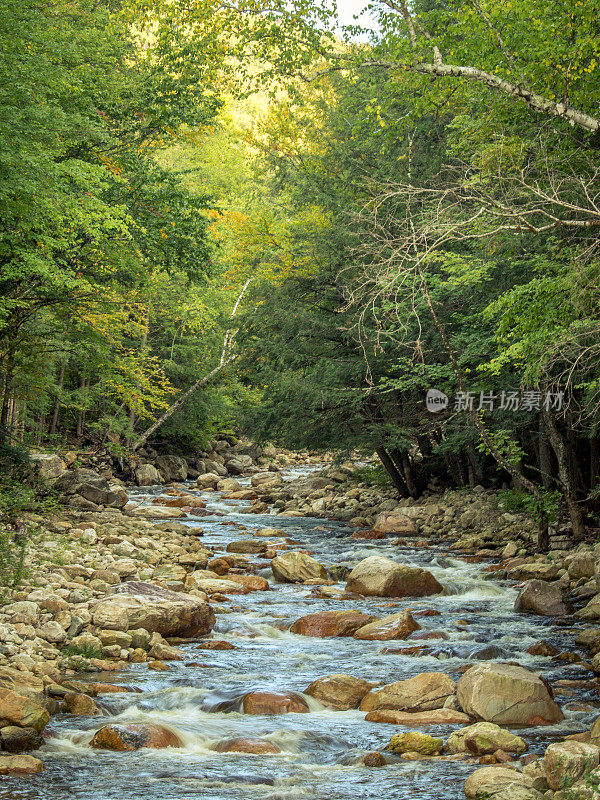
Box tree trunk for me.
[49,361,66,436]
[132,279,253,452]
[376,447,409,497]
[538,414,553,489]
[543,408,586,542]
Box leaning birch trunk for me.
[131,279,253,452]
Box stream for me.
[6,465,599,799]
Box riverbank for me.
[0,450,599,797]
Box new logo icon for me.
[426,389,449,413]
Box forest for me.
[2,0,600,547]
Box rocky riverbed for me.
[1,445,600,798]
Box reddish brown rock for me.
[91,724,182,751]
[290,610,378,638]
[213,737,281,754]
[241,691,310,715]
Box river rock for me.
[197,472,220,489]
[365,709,470,726]
[271,552,327,583]
[353,610,420,641]
[360,672,455,712]
[508,562,560,581]
[241,691,310,714]
[185,573,249,595]
[445,722,527,756]
[304,674,373,709]
[224,574,270,592]
[91,582,215,638]
[0,690,49,732]
[543,740,600,790]
[129,505,186,519]
[155,455,188,482]
[464,766,535,798]
[372,511,418,535]
[91,723,182,750]
[218,478,243,493]
[0,726,43,753]
[251,472,283,488]
[63,692,101,715]
[345,556,443,597]
[514,580,570,616]
[213,737,281,754]
[0,754,44,774]
[290,610,378,638]
[456,663,564,726]
[226,540,267,554]
[135,464,162,486]
[386,732,442,755]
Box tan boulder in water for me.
[271,552,327,583]
[386,732,442,755]
[91,581,215,638]
[514,580,571,616]
[360,672,455,713]
[91,724,182,750]
[464,766,535,798]
[456,663,564,726]
[0,754,44,774]
[353,610,420,640]
[290,610,378,638]
[345,556,443,597]
[372,511,418,535]
[445,722,527,755]
[365,708,470,726]
[304,674,373,710]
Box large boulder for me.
[55,468,125,507]
[464,766,535,798]
[242,691,310,715]
[372,511,418,535]
[304,674,373,710]
[91,582,215,638]
[543,741,600,790]
[0,690,49,732]
[365,708,470,726]
[251,471,283,489]
[353,610,420,641]
[135,464,162,486]
[91,724,182,751]
[360,672,455,713]
[345,556,443,597]
[514,580,570,616]
[271,552,327,583]
[28,453,66,482]
[155,455,188,482]
[0,754,44,774]
[445,722,527,756]
[290,610,378,638]
[456,663,564,726]
[386,732,442,755]
[213,737,281,754]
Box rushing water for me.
[6,466,598,799]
